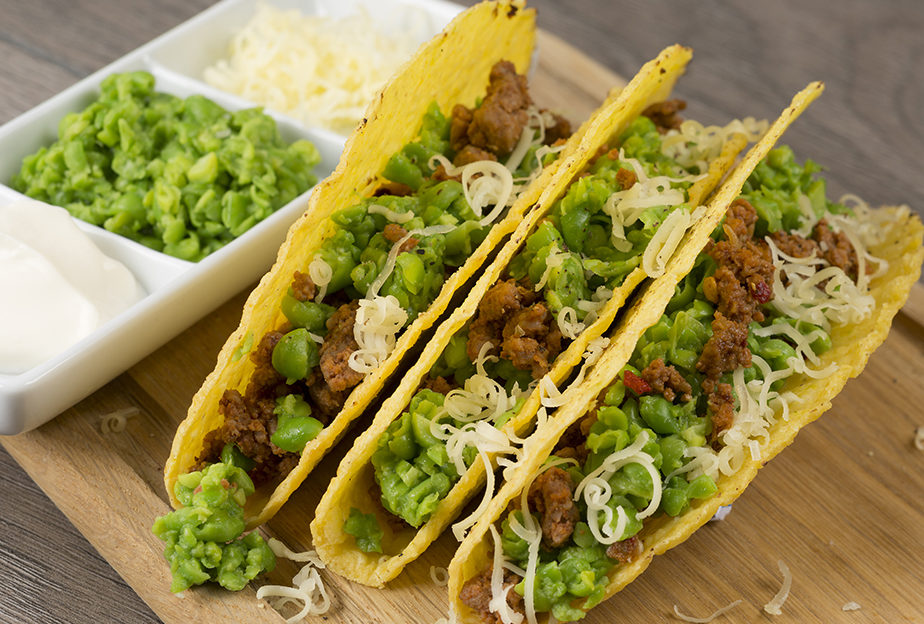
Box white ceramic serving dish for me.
[0,0,462,435]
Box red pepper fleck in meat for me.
[751,280,773,304]
[623,370,652,395]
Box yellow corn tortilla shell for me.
[311,45,755,587]
[164,0,546,528]
[449,84,924,623]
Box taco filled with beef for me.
[446,89,923,624]
[163,0,585,532]
[310,45,775,587]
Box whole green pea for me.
[271,328,319,382]
[220,443,255,472]
[271,415,323,453]
[280,295,334,333]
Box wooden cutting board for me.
[3,29,923,624]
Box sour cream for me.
[0,199,144,374]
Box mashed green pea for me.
[151,462,275,592]
[13,71,320,261]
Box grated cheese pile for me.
[256,538,330,622]
[204,5,420,134]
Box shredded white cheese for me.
[532,243,571,292]
[765,238,876,331]
[432,343,526,540]
[430,154,517,227]
[556,306,584,340]
[574,431,662,544]
[641,205,703,278]
[763,560,792,616]
[661,117,767,173]
[504,109,546,174]
[307,257,332,303]
[601,150,701,253]
[430,566,449,586]
[348,295,408,374]
[345,220,462,376]
[842,601,861,611]
[366,222,455,300]
[203,5,420,134]
[488,524,527,624]
[672,600,744,623]
[99,406,140,434]
[257,538,330,622]
[367,203,414,223]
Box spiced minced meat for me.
[196,273,362,485]
[467,278,563,380]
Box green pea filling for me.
[313,104,496,320]
[151,463,275,592]
[368,379,526,536]
[13,71,320,261]
[223,96,558,493]
[499,146,841,621]
[360,113,715,544]
[343,507,385,554]
[508,115,703,324]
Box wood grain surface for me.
[1,1,922,624]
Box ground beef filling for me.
[615,166,638,191]
[450,60,572,170]
[695,199,860,439]
[696,199,774,437]
[552,409,596,465]
[199,272,368,483]
[453,60,531,160]
[197,331,299,485]
[419,375,457,395]
[460,567,525,624]
[382,223,419,253]
[319,301,364,392]
[641,99,686,134]
[640,358,692,402]
[527,466,579,549]
[291,270,316,302]
[467,279,562,379]
[771,218,863,279]
[373,181,415,197]
[606,535,642,563]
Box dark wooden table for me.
[1,1,921,622]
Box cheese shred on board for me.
[204,5,419,134]
[763,560,792,616]
[672,600,744,623]
[257,539,330,622]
